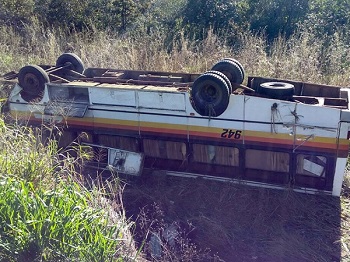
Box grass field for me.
[1,24,350,261]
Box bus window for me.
[294,154,330,190]
[245,149,289,172]
[143,139,186,160]
[98,135,139,152]
[192,144,239,166]
[296,154,327,177]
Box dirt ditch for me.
[122,172,346,262]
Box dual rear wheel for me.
[191,59,295,116]
[190,58,245,117]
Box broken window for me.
[296,154,327,177]
[107,148,144,176]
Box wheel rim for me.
[191,73,229,116]
[23,73,40,91]
[18,65,49,100]
[202,84,220,103]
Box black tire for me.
[18,65,49,97]
[83,68,94,78]
[191,73,230,117]
[211,59,244,84]
[205,70,232,94]
[222,58,245,81]
[56,53,84,73]
[258,82,294,100]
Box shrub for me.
[0,118,137,261]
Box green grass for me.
[0,177,125,261]
[0,119,136,261]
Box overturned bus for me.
[4,53,350,196]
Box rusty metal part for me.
[93,76,193,87]
[1,63,86,85]
[232,82,255,92]
[49,74,70,83]
[2,71,18,80]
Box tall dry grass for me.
[1,24,350,88]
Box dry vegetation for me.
[122,174,349,261]
[1,25,350,86]
[1,24,350,261]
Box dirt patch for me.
[122,172,345,262]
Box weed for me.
[0,118,137,261]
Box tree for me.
[306,0,350,40]
[0,0,35,27]
[46,0,89,30]
[39,0,150,32]
[180,0,248,40]
[112,0,150,31]
[246,0,309,41]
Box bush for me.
[0,118,137,261]
[0,177,132,261]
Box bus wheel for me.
[205,70,232,94]
[191,72,230,117]
[56,53,84,73]
[18,65,49,99]
[211,59,244,85]
[221,58,245,81]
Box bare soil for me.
[121,172,349,262]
